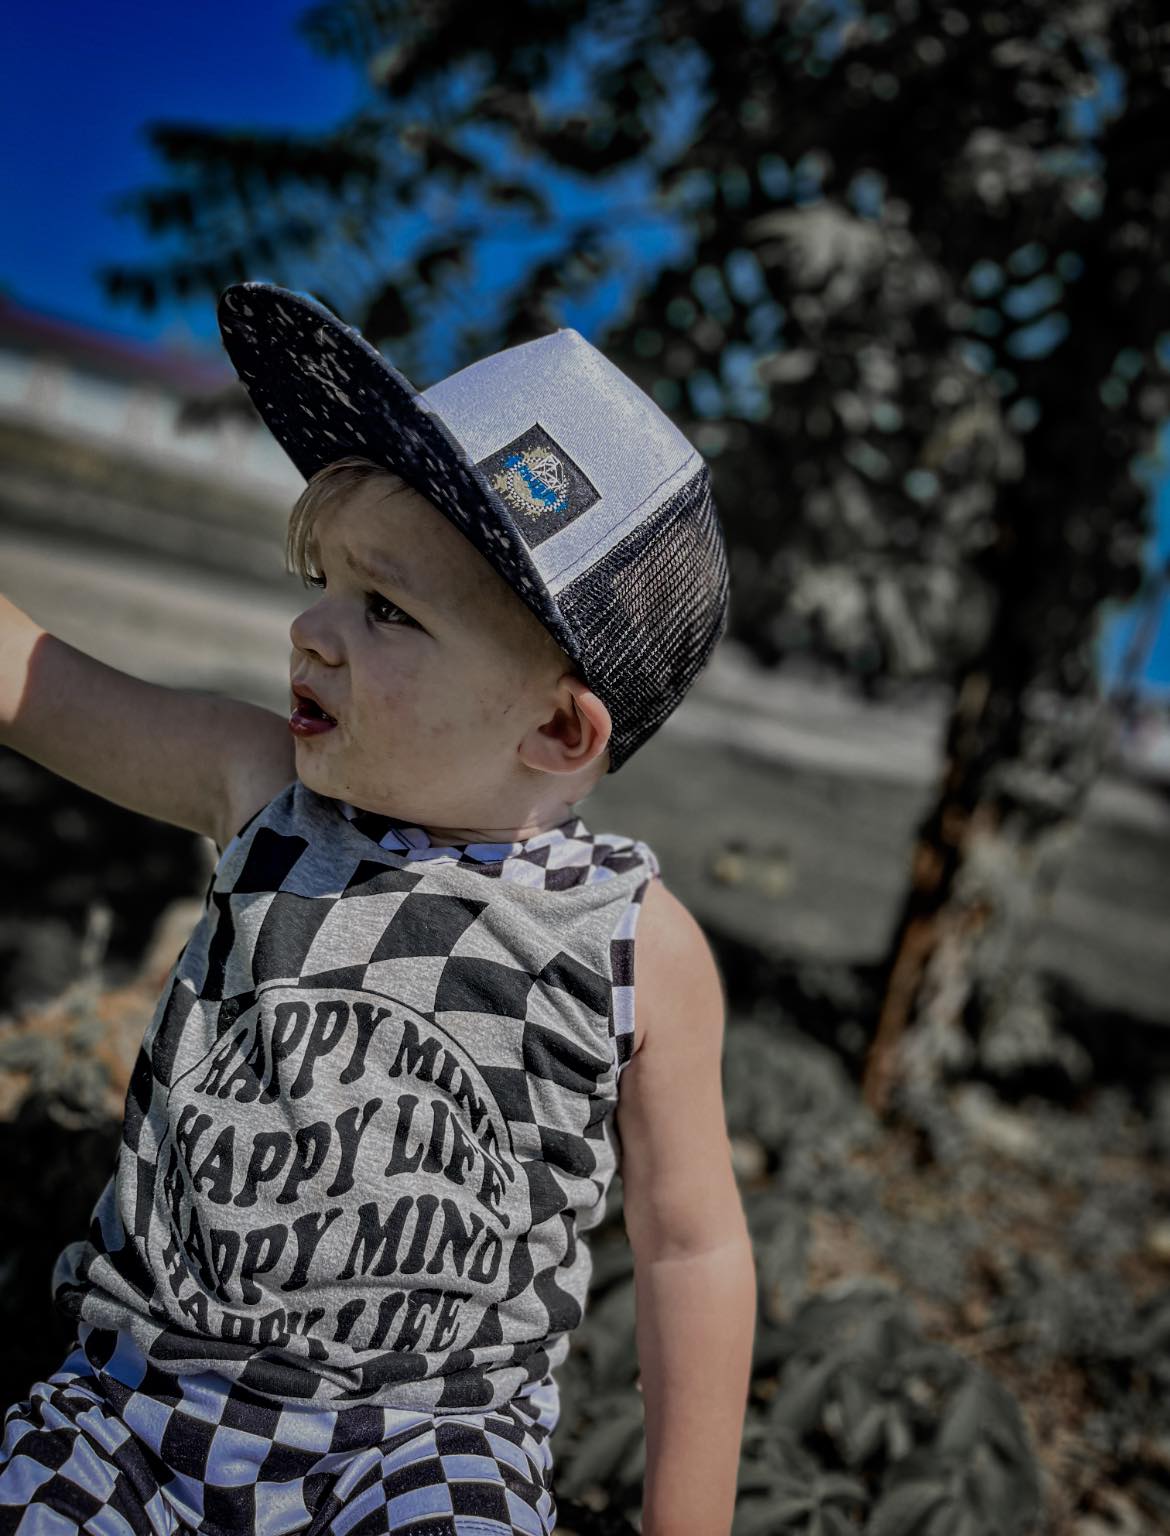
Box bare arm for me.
[618,881,757,1536]
[0,591,296,851]
[633,1241,757,1536]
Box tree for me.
[101,0,1170,1133]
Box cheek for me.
[470,664,537,738]
[354,652,425,728]
[422,663,503,745]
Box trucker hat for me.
[217,281,729,772]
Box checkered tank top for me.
[51,780,661,1414]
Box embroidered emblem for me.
[475,422,599,550]
[492,446,569,519]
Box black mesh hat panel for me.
[216,282,731,772]
[556,464,730,771]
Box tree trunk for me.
[861,644,1116,1126]
[861,668,994,1118]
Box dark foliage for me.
[0,1102,122,1401]
[0,747,206,1016]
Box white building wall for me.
[0,347,302,504]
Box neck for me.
[342,791,582,846]
[414,813,575,844]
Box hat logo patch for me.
[475,422,599,550]
[491,446,569,519]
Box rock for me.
[1145,1220,1170,1264]
[952,1083,1044,1161]
[729,1133,768,1180]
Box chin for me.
[292,755,334,796]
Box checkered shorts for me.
[0,1324,559,1536]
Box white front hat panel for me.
[421,329,699,598]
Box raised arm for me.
[0,591,296,851]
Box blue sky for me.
[2,0,1166,696]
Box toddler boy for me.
[0,284,757,1536]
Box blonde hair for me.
[285,455,412,582]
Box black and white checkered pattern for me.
[334,800,653,1078]
[51,782,660,1418]
[0,1322,559,1534]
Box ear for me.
[519,672,612,777]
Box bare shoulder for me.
[632,876,725,1056]
[617,877,738,1257]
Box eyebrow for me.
[306,542,426,605]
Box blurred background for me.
[2,4,1169,1534]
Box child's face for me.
[287,473,584,831]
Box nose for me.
[290,597,343,666]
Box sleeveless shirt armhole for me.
[608,841,662,1083]
[213,786,287,864]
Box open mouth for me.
[290,687,338,735]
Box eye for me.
[301,569,418,629]
[366,591,417,627]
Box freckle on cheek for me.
[417,716,454,747]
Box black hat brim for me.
[216,282,582,667]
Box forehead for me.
[309,476,468,589]
[310,472,539,628]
